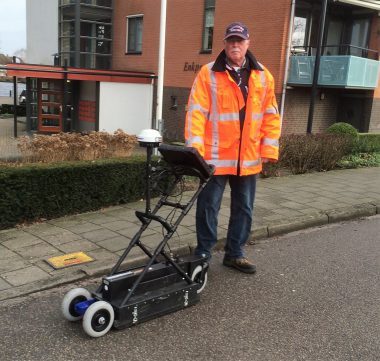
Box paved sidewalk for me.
[0,167,379,301]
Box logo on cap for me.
[224,22,249,40]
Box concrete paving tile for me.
[2,266,50,286]
[77,213,119,225]
[176,215,196,227]
[2,233,43,250]
[25,223,66,237]
[117,225,156,238]
[262,214,292,222]
[217,214,230,227]
[174,225,195,237]
[16,243,60,261]
[0,278,11,291]
[101,220,137,231]
[97,235,133,252]
[273,209,304,217]
[85,248,119,263]
[256,202,285,210]
[55,239,100,253]
[0,257,30,273]
[0,229,22,242]
[48,217,87,228]
[219,207,231,217]
[102,208,139,221]
[81,228,120,243]
[39,231,84,246]
[0,245,20,260]
[278,201,309,210]
[115,247,147,257]
[62,222,103,234]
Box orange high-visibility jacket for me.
[185,51,281,176]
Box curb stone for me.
[267,212,329,237]
[326,203,377,223]
[0,202,379,302]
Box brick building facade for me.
[112,0,380,140]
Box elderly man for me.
[185,22,281,273]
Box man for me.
[185,22,281,274]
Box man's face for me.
[224,36,250,66]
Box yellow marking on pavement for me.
[46,252,94,269]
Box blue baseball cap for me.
[224,22,249,40]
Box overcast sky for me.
[0,0,26,56]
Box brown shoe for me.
[223,257,256,274]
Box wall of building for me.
[369,15,380,97]
[78,81,97,132]
[26,0,59,65]
[99,82,154,134]
[367,14,380,133]
[113,0,291,140]
[282,88,337,134]
[113,0,380,139]
[368,99,380,132]
[113,0,291,92]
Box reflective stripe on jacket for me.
[185,56,281,176]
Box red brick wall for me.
[282,88,337,134]
[369,99,380,132]
[113,0,161,73]
[112,1,379,138]
[113,0,291,94]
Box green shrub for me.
[326,122,358,138]
[0,104,26,116]
[337,152,380,169]
[0,157,160,229]
[352,133,380,154]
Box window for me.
[292,15,309,54]
[201,0,215,52]
[127,15,143,54]
[350,18,370,57]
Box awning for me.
[335,0,380,10]
[4,63,156,84]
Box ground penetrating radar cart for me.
[61,130,214,337]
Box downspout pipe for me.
[307,0,328,134]
[280,0,296,130]
[155,0,167,133]
[12,56,18,138]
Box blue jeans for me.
[195,174,257,259]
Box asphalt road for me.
[1,215,379,361]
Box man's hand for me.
[262,158,277,163]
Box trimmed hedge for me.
[0,156,158,229]
[326,122,358,138]
[0,104,26,116]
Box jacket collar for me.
[211,49,263,72]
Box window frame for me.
[126,14,144,55]
[200,0,215,53]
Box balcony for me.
[288,46,380,89]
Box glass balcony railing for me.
[288,55,380,89]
